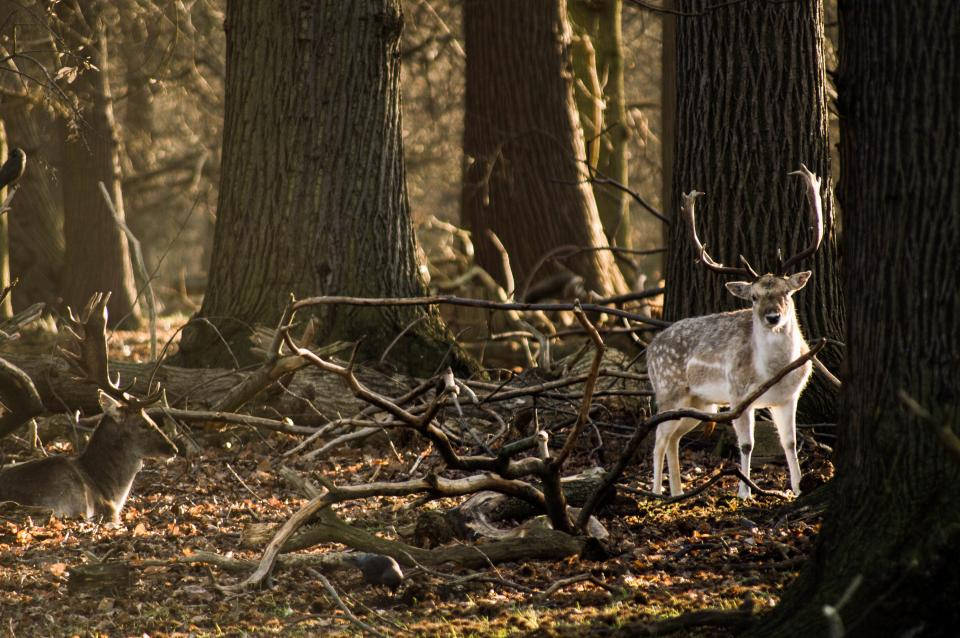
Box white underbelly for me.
[689,378,731,405]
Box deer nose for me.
[765,313,781,326]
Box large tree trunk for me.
[461,0,628,298]
[176,0,462,375]
[59,4,141,327]
[664,0,843,422]
[0,1,65,312]
[568,0,632,250]
[754,3,960,636]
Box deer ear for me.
[787,271,812,291]
[725,281,753,300]
[97,390,123,420]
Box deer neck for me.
[76,423,143,512]
[751,306,802,371]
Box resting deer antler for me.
[681,190,759,279]
[59,292,161,411]
[778,163,824,275]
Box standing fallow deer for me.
[0,293,177,522]
[647,165,824,498]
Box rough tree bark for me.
[59,3,141,327]
[176,0,463,375]
[664,0,843,422]
[0,1,65,312]
[461,0,628,297]
[568,0,632,250]
[753,3,960,636]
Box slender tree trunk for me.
[660,0,676,256]
[568,0,631,250]
[176,0,464,375]
[461,0,628,298]
[0,124,13,317]
[664,0,842,422]
[753,3,960,636]
[60,5,140,327]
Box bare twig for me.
[292,294,671,329]
[98,181,157,360]
[622,466,788,504]
[537,573,618,599]
[306,567,388,638]
[553,303,605,468]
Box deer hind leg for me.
[653,399,708,496]
[732,407,756,499]
[769,401,802,495]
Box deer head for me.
[97,391,178,461]
[682,164,823,331]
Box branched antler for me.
[59,292,161,410]
[779,164,824,274]
[682,190,759,278]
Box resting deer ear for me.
[97,390,123,420]
[725,281,753,300]
[787,271,812,291]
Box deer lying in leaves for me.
[647,165,824,498]
[0,293,177,522]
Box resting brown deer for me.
[647,166,823,498]
[0,293,177,522]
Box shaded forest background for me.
[0,0,839,317]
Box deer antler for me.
[779,164,824,274]
[59,292,161,411]
[682,190,759,278]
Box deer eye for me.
[751,294,758,301]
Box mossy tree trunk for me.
[176,0,461,376]
[664,0,842,422]
[59,2,140,327]
[753,3,960,635]
[461,0,628,298]
[568,0,631,250]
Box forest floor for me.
[0,322,833,637]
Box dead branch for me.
[291,294,671,328]
[306,567,388,638]
[537,573,618,599]
[153,407,316,435]
[621,466,788,504]
[576,338,827,530]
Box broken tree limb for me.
[240,508,588,571]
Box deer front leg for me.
[732,409,756,498]
[770,401,802,495]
